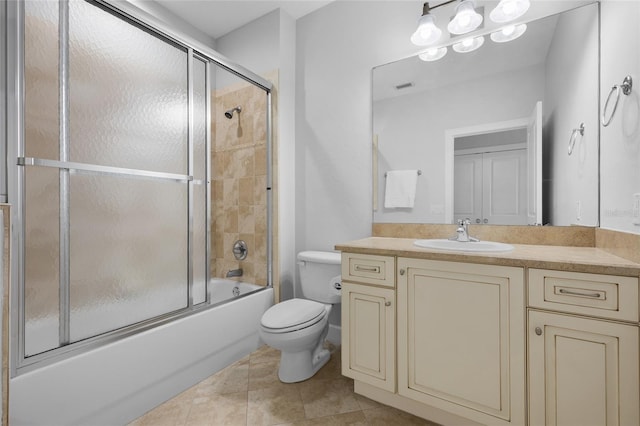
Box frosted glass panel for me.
[69,174,188,341]
[193,58,207,304]
[193,182,207,304]
[24,0,59,160]
[68,0,188,174]
[24,167,60,356]
[194,58,207,180]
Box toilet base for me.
[278,345,331,383]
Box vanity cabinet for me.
[341,253,396,392]
[338,240,640,426]
[527,269,640,426]
[397,258,526,426]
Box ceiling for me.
[153,0,334,40]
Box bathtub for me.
[10,280,273,425]
[209,278,265,305]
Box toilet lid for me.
[261,299,327,330]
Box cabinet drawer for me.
[342,253,395,287]
[529,269,639,322]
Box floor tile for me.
[299,377,362,419]
[247,385,306,425]
[128,345,438,426]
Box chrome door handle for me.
[558,288,602,299]
[354,265,380,273]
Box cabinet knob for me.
[535,327,543,336]
[399,269,406,276]
[385,301,391,307]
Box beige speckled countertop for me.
[335,237,640,277]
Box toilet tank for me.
[297,251,342,304]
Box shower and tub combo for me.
[5,0,276,424]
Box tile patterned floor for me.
[129,345,438,426]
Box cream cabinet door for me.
[341,281,395,392]
[397,258,525,425]
[528,310,640,426]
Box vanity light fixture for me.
[419,46,448,61]
[452,35,484,53]
[411,2,443,46]
[489,0,530,23]
[490,24,527,43]
[448,0,483,35]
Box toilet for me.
[259,250,342,383]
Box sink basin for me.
[413,239,514,253]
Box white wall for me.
[544,3,599,226]
[215,10,280,87]
[373,64,545,223]
[600,0,640,233]
[295,1,422,252]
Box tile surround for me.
[129,345,436,426]
[211,70,278,289]
[596,228,640,264]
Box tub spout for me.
[226,268,243,278]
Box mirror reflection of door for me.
[452,102,543,225]
[454,145,528,225]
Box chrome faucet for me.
[450,219,479,242]
[226,268,243,278]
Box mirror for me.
[373,3,599,226]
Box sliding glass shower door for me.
[20,0,208,359]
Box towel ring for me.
[601,75,633,127]
[568,123,584,156]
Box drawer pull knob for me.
[535,327,543,336]
[385,301,391,307]
[354,265,380,273]
[399,269,406,275]
[558,288,602,299]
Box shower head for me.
[224,106,242,119]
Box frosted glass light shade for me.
[447,0,483,35]
[452,36,485,53]
[490,0,530,23]
[490,24,527,43]
[419,46,448,62]
[411,14,442,46]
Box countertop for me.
[335,237,640,277]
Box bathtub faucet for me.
[226,268,243,278]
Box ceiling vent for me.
[395,82,414,90]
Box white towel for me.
[384,170,418,208]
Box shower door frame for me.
[6,0,274,376]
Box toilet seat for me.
[261,299,327,334]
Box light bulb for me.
[490,0,530,23]
[503,1,516,15]
[448,0,483,35]
[418,46,447,62]
[452,35,484,53]
[502,25,515,36]
[458,13,471,28]
[411,13,442,46]
[490,24,527,43]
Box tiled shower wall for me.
[211,71,278,286]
